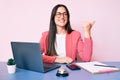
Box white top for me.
[55,34,66,58]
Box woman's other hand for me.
[82,20,95,38]
[55,57,73,64]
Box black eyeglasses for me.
[55,12,67,17]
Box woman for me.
[40,4,95,64]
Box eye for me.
[55,12,67,17]
[63,13,67,16]
[56,12,61,15]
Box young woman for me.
[40,4,95,64]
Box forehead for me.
[56,6,67,13]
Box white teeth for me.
[59,20,65,23]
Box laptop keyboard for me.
[43,63,60,71]
[44,63,54,68]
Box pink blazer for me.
[40,30,93,63]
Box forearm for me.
[55,57,73,64]
[42,55,56,63]
[82,38,92,62]
[77,37,93,62]
[84,31,91,39]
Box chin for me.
[58,23,66,27]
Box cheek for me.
[54,17,58,24]
[65,18,68,23]
[54,18,57,23]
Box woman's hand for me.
[82,20,95,38]
[55,57,73,64]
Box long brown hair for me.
[46,4,73,56]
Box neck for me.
[56,27,67,34]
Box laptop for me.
[11,42,60,73]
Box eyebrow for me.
[56,12,67,13]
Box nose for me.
[60,13,64,18]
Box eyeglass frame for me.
[55,12,68,18]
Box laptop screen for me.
[11,42,60,73]
[11,42,44,72]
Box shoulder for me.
[70,30,81,36]
[66,30,81,40]
[42,31,49,36]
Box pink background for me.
[0,0,120,61]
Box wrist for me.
[55,57,63,63]
[55,57,59,63]
[84,31,91,39]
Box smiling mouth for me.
[59,20,65,23]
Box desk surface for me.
[0,62,120,80]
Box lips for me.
[59,19,65,23]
